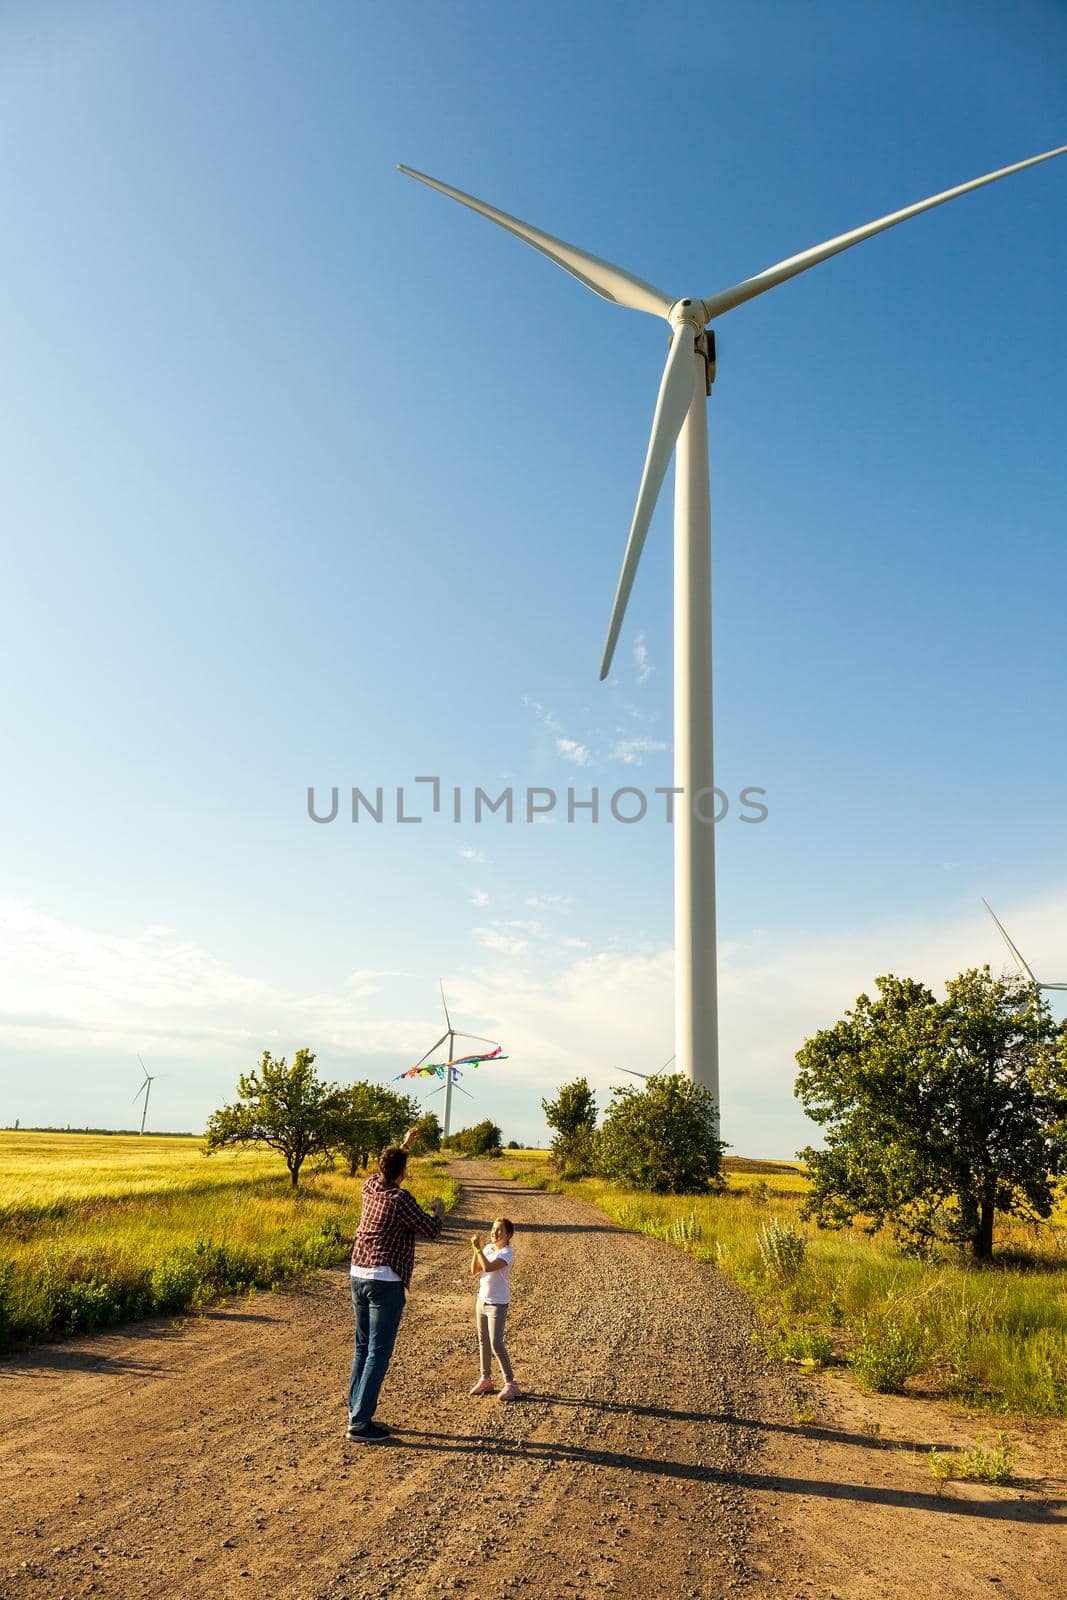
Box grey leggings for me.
[476,1299,514,1383]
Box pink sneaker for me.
[497,1380,521,1402]
[469,1377,495,1396]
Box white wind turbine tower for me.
[133,1055,160,1136]
[982,898,1067,996]
[400,145,1067,1119]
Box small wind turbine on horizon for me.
[615,1054,676,1083]
[399,143,1067,1123]
[982,898,1067,995]
[133,1055,161,1135]
[409,982,502,1138]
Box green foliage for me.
[850,1315,925,1393]
[777,1323,833,1366]
[956,1432,1015,1484]
[330,1082,420,1174]
[204,1049,340,1189]
[756,1218,807,1281]
[796,969,1067,1260]
[443,1119,503,1157]
[927,1432,1015,1492]
[595,1073,725,1195]
[541,1077,599,1177]
[413,1112,442,1152]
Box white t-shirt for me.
[478,1242,513,1305]
[351,1263,401,1282]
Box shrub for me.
[850,1316,924,1393]
[596,1074,725,1194]
[757,1218,807,1281]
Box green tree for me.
[332,1083,420,1176]
[204,1049,339,1189]
[596,1073,725,1194]
[412,1111,442,1152]
[795,969,1067,1260]
[443,1119,503,1157]
[541,1077,598,1176]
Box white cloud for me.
[470,889,490,908]
[521,695,561,733]
[460,847,490,865]
[633,632,653,684]
[610,734,669,766]
[472,927,529,957]
[4,890,1064,1155]
[556,737,592,766]
[526,894,568,911]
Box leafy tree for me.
[443,1119,504,1157]
[596,1073,725,1194]
[205,1049,339,1189]
[795,969,1067,1260]
[412,1111,442,1152]
[332,1083,420,1175]
[541,1077,598,1176]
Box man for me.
[346,1125,445,1443]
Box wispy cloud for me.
[460,846,490,865]
[526,894,568,911]
[472,926,529,957]
[556,737,592,767]
[470,889,490,908]
[521,695,562,733]
[633,632,653,684]
[610,734,669,766]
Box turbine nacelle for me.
[668,298,711,331]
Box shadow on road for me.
[389,1426,1066,1523]
[526,1392,960,1452]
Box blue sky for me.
[1,0,1065,1155]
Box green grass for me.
[492,1155,1067,1419]
[0,1132,459,1349]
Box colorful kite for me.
[396,1045,508,1083]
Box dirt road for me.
[1,1163,1063,1600]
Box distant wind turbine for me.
[982,899,1067,994]
[615,1054,677,1082]
[399,144,1067,1126]
[408,982,502,1138]
[133,1055,161,1135]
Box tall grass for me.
[493,1155,1067,1418]
[0,1132,458,1349]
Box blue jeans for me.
[348,1277,406,1428]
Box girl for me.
[468,1217,520,1401]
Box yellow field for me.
[0,1131,458,1348]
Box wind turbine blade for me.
[616,1067,650,1080]
[439,980,452,1033]
[132,1083,147,1104]
[451,1030,501,1048]
[982,898,1039,986]
[412,1031,450,1069]
[600,328,696,679]
[397,165,673,320]
[137,1054,148,1079]
[702,145,1067,323]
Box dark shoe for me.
[346,1421,390,1443]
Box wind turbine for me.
[399,145,1067,1120]
[133,1055,160,1135]
[982,898,1067,995]
[615,1054,677,1082]
[408,982,502,1138]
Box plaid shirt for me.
[351,1172,442,1287]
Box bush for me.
[757,1218,807,1281]
[850,1316,924,1393]
[596,1074,725,1195]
